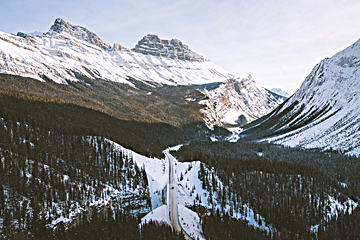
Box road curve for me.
[165,150,193,240]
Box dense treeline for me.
[140,221,185,240]
[320,207,360,240]
[0,88,228,158]
[174,140,360,197]
[0,116,151,238]
[3,205,185,240]
[202,211,271,240]
[174,141,360,239]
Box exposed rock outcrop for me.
[112,43,131,52]
[132,34,207,62]
[200,74,286,128]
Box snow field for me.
[140,205,171,227]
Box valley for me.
[0,18,360,240]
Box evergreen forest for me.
[0,80,359,239]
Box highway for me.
[165,150,193,240]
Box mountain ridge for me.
[47,17,112,50]
[1,18,235,86]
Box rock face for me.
[133,34,207,62]
[200,74,286,128]
[113,43,132,52]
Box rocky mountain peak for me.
[49,18,72,33]
[48,18,111,50]
[132,34,207,62]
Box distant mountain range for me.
[270,88,289,97]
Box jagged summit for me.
[49,18,75,33]
[48,18,112,50]
[16,18,113,50]
[132,34,207,62]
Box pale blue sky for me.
[1,0,360,93]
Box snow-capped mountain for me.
[0,18,235,86]
[200,74,286,128]
[270,88,289,97]
[243,38,360,156]
[0,18,286,127]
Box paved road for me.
[165,150,193,240]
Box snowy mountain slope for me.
[199,74,286,128]
[0,18,235,86]
[242,38,360,156]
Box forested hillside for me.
[0,86,227,239]
[0,116,152,237]
[1,78,359,239]
[0,87,229,158]
[173,141,360,239]
[0,73,205,126]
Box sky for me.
[1,0,360,94]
